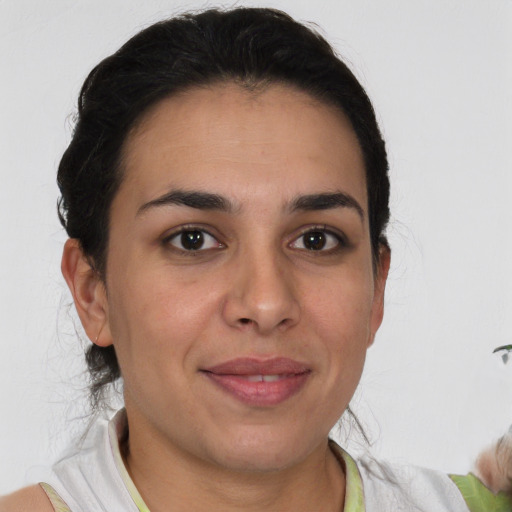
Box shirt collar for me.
[109,410,365,512]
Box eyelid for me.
[162,224,225,252]
[288,225,348,252]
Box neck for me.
[121,410,345,512]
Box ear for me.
[61,239,113,347]
[368,244,391,347]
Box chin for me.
[203,425,323,474]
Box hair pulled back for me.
[57,7,390,409]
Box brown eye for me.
[303,231,327,250]
[290,230,343,252]
[181,230,205,250]
[167,229,222,252]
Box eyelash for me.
[163,226,224,254]
[288,226,347,254]
[162,225,347,255]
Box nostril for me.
[239,318,252,325]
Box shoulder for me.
[0,485,54,512]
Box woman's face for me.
[77,83,388,472]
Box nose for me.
[222,249,300,335]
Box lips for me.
[201,357,311,406]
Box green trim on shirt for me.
[329,441,365,511]
[109,412,151,512]
[340,449,366,511]
[39,482,72,512]
[449,473,512,512]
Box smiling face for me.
[65,83,389,474]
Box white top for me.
[40,410,481,511]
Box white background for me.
[1,0,511,494]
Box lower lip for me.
[203,372,310,407]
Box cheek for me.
[106,267,223,364]
[303,267,374,339]
[301,266,374,384]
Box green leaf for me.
[450,473,512,512]
[494,345,512,353]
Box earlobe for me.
[368,244,391,346]
[61,239,113,347]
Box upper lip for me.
[202,357,310,376]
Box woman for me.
[1,7,510,512]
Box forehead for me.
[119,83,367,212]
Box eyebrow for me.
[137,189,364,220]
[289,192,364,220]
[137,190,234,215]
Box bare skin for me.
[0,485,53,512]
